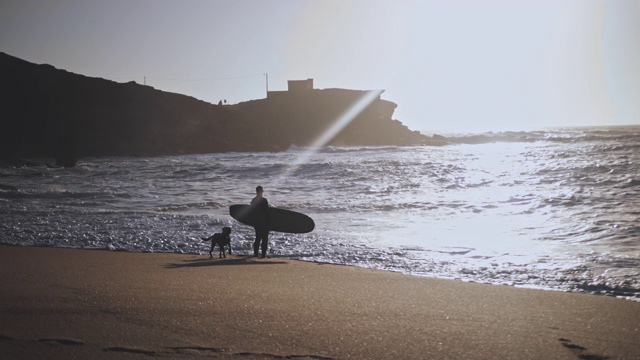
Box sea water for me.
[1,126,639,300]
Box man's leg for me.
[260,230,269,258]
[253,229,260,257]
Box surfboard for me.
[229,204,315,234]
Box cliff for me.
[0,52,434,162]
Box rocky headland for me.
[1,52,443,166]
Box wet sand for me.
[1,245,638,359]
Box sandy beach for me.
[1,245,638,359]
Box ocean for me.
[1,125,639,301]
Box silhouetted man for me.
[251,186,270,258]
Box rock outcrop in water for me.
[0,52,438,161]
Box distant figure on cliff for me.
[251,186,270,258]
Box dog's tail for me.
[200,236,211,242]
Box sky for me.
[1,0,638,133]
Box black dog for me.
[201,227,232,258]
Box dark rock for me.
[0,156,41,167]
[53,136,78,168]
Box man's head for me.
[256,185,263,195]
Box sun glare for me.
[275,89,384,183]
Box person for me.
[251,185,270,258]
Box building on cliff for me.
[267,78,315,98]
[267,78,383,97]
[267,78,384,104]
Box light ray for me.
[275,89,384,184]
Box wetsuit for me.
[250,195,270,257]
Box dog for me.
[201,227,232,258]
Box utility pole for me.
[264,73,269,97]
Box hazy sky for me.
[1,0,638,133]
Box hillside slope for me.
[1,52,433,162]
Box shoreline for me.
[4,243,635,302]
[1,245,639,359]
